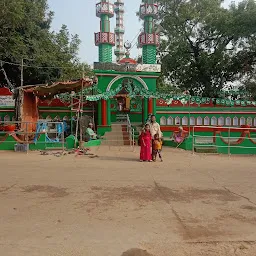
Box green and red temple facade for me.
[1,87,256,132]
[1,0,256,153]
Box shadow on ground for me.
[121,248,154,256]
[99,156,138,162]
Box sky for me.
[48,0,239,65]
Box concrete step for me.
[102,136,130,140]
[194,146,217,153]
[103,132,129,137]
[101,140,131,146]
[111,127,127,132]
[101,124,134,146]
[104,132,124,136]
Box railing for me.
[0,120,65,153]
[192,125,256,155]
[126,114,135,149]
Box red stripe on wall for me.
[148,98,153,114]
[39,110,95,113]
[161,126,256,133]
[0,88,12,95]
[111,112,142,114]
[102,99,107,126]
[157,111,256,114]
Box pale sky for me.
[48,0,238,65]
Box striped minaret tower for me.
[114,0,125,62]
[95,0,115,62]
[138,0,160,64]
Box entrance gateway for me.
[95,69,160,135]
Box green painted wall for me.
[0,112,15,122]
[94,70,159,92]
[94,69,159,131]
[216,134,256,155]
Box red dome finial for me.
[118,41,137,64]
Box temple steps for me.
[101,124,132,146]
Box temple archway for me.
[106,75,148,92]
[96,74,154,128]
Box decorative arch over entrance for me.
[95,71,158,134]
[106,75,148,92]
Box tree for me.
[158,0,256,97]
[0,0,92,88]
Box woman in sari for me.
[171,126,187,144]
[140,124,152,162]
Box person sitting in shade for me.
[86,123,99,140]
[171,126,188,144]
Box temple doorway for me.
[106,76,150,125]
[115,78,132,113]
[116,96,131,112]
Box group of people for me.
[85,114,187,162]
[139,115,189,162]
[140,115,163,162]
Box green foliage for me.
[156,75,181,94]
[241,75,256,100]
[158,0,256,97]
[0,0,91,87]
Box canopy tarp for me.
[14,78,95,132]
[22,78,94,100]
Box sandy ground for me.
[0,146,256,256]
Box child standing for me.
[152,133,163,162]
[140,124,152,162]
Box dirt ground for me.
[0,146,256,256]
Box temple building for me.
[94,0,161,134]
[1,0,256,154]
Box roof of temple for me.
[118,51,137,65]
[118,57,137,64]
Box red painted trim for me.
[156,99,256,108]
[38,98,69,107]
[214,131,256,145]
[38,110,94,113]
[38,98,93,107]
[161,126,256,133]
[157,111,256,114]
[148,98,153,114]
[0,87,12,96]
[101,99,107,126]
[111,112,142,114]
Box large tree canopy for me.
[0,0,91,88]
[158,0,256,97]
